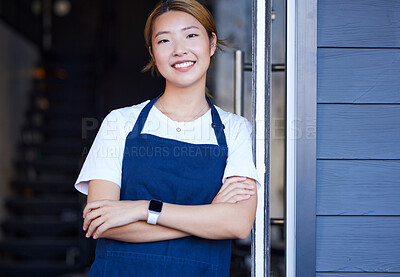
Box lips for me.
[172,61,195,69]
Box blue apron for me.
[88,93,231,277]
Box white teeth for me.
[174,61,194,68]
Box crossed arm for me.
[83,176,257,242]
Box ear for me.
[149,46,156,65]
[209,32,217,57]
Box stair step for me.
[33,64,94,81]
[43,51,94,64]
[18,141,85,157]
[33,82,94,95]
[15,160,79,175]
[34,64,95,77]
[37,80,95,93]
[0,260,82,277]
[0,238,80,260]
[33,78,94,89]
[30,89,90,102]
[11,178,77,194]
[25,118,82,129]
[1,217,80,237]
[26,107,88,120]
[22,124,82,137]
[5,196,82,216]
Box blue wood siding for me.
[318,49,400,103]
[317,160,400,215]
[317,272,400,277]
[316,217,400,272]
[316,0,400,275]
[318,0,400,47]
[317,105,400,159]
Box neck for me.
[156,81,210,122]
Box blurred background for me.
[0,0,286,276]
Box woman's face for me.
[150,11,216,89]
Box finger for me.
[83,208,103,231]
[219,176,247,192]
[83,200,109,218]
[86,216,106,238]
[93,220,112,239]
[229,194,252,203]
[223,188,255,201]
[219,182,255,199]
[218,181,247,197]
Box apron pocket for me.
[104,251,217,277]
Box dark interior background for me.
[0,1,251,277]
[51,0,165,114]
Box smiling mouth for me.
[173,61,195,68]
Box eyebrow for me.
[154,26,200,38]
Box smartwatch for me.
[147,200,163,225]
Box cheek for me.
[152,49,168,65]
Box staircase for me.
[0,53,98,277]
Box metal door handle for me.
[234,50,244,116]
[234,50,252,116]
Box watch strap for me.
[147,211,159,225]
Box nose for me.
[172,40,188,56]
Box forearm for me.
[100,221,190,243]
[84,178,257,241]
[157,201,256,240]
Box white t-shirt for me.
[75,100,260,195]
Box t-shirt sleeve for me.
[74,110,125,195]
[223,117,261,190]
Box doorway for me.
[210,0,285,276]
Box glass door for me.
[209,0,286,276]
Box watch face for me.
[149,200,163,213]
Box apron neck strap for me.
[206,96,227,148]
[131,93,228,148]
[131,93,162,137]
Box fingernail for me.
[86,233,89,238]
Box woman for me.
[75,0,260,276]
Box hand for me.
[83,199,148,239]
[212,176,256,204]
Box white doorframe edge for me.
[252,0,268,276]
[286,0,297,275]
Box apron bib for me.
[88,93,231,277]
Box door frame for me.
[251,0,272,276]
[286,0,318,276]
[251,0,318,276]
